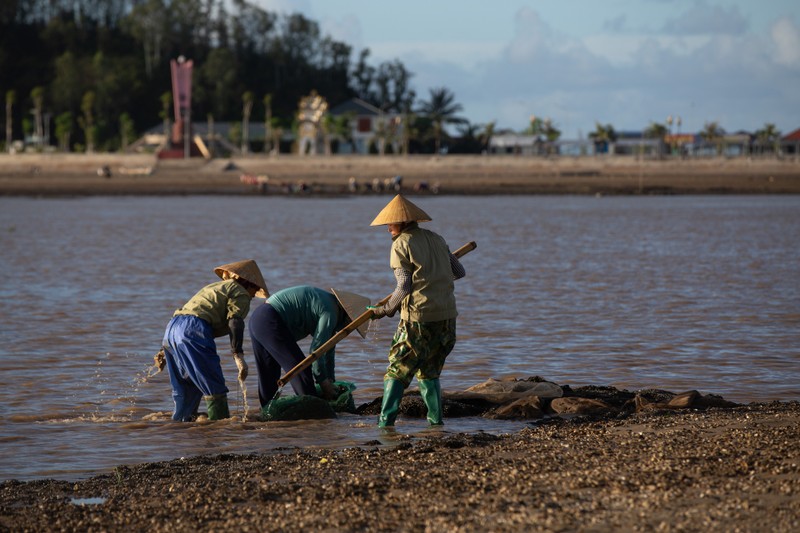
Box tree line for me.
[1,0,486,154]
[2,1,786,157]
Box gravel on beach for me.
[1,401,798,532]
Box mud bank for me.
[1,153,799,196]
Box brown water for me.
[1,194,799,481]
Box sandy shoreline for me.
[1,153,799,196]
[1,401,798,531]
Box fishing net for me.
[260,381,357,421]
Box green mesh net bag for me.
[320,381,357,414]
[260,381,357,421]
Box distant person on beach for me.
[249,286,370,406]
[368,194,465,427]
[161,260,269,421]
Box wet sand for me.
[1,401,798,531]
[1,153,799,195]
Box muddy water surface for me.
[1,194,798,481]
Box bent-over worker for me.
[249,285,369,406]
[162,260,269,421]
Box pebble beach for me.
[1,401,798,532]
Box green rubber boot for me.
[205,394,230,420]
[378,379,406,427]
[419,379,443,425]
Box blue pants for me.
[249,304,317,406]
[162,315,228,421]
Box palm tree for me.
[417,87,466,153]
[480,121,496,153]
[119,112,135,151]
[55,111,72,152]
[30,86,44,149]
[5,90,14,153]
[700,121,725,156]
[327,113,353,154]
[589,122,617,155]
[754,123,781,155]
[78,91,96,153]
[644,121,668,157]
[263,93,273,154]
[159,92,172,146]
[241,91,254,154]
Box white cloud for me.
[772,17,800,66]
[661,1,748,35]
[318,13,364,50]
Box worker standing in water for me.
[368,194,465,427]
[160,260,269,421]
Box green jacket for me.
[267,286,346,383]
[390,223,458,322]
[174,279,252,337]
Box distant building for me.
[782,128,800,155]
[328,98,403,154]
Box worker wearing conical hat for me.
[368,194,465,427]
[249,285,370,406]
[160,259,269,422]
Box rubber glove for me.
[233,353,248,381]
[320,379,339,401]
[154,348,166,373]
[366,305,386,319]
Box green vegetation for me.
[0,0,448,153]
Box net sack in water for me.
[260,381,357,421]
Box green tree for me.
[122,0,168,78]
[228,122,242,148]
[644,121,669,157]
[268,117,283,155]
[241,90,254,154]
[160,92,172,142]
[754,123,781,155]
[30,86,45,149]
[589,122,618,155]
[700,121,725,156]
[52,52,84,114]
[418,87,466,154]
[400,112,417,155]
[119,112,135,151]
[480,121,496,153]
[351,49,375,100]
[644,121,668,139]
[78,91,96,153]
[263,93,273,154]
[55,111,73,152]
[197,47,238,120]
[525,115,546,140]
[5,90,14,153]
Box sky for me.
[249,0,800,139]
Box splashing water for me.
[237,379,249,422]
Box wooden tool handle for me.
[276,240,476,388]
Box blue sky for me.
[251,0,800,139]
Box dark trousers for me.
[249,303,317,406]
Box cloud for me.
[661,1,748,35]
[772,17,800,66]
[603,14,628,33]
[318,13,364,50]
[426,5,800,137]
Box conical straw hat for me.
[214,259,270,298]
[370,194,432,226]
[330,288,371,338]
